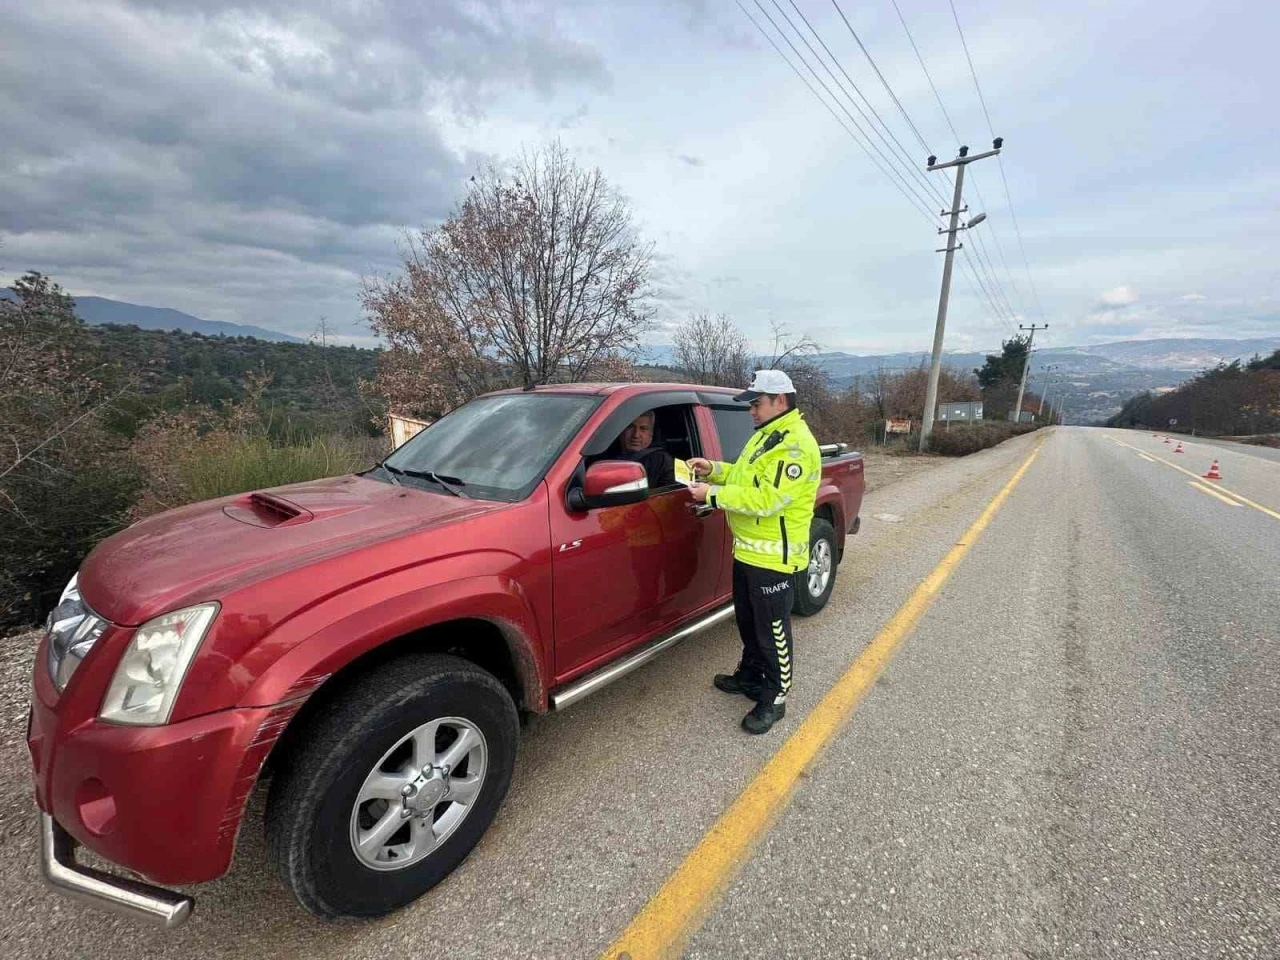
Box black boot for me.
[742,699,786,735]
[714,669,762,699]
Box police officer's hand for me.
[687,457,713,478]
[688,482,711,503]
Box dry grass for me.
[858,449,945,495]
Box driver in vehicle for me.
[614,410,675,487]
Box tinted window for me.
[711,407,754,461]
[384,394,600,501]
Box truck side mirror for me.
[568,461,648,511]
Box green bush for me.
[131,417,379,518]
[175,435,374,503]
[926,421,1040,456]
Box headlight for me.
[46,574,108,692]
[99,603,219,726]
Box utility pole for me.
[1012,322,1047,423]
[920,139,1003,452]
[1040,363,1060,425]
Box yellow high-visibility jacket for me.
[705,408,822,574]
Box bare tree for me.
[363,142,654,418]
[858,365,894,423]
[763,318,820,370]
[672,313,753,387]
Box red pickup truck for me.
[29,382,864,926]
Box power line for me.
[960,246,1015,333]
[958,250,1015,336]
[893,0,1028,322]
[769,1,1015,335]
[830,0,1022,323]
[740,0,1015,350]
[891,0,960,143]
[966,228,1018,321]
[968,180,1027,318]
[746,0,941,220]
[829,0,934,155]
[949,0,1047,324]
[762,0,947,209]
[779,0,950,211]
[736,0,939,225]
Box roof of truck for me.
[489,382,741,398]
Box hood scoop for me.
[223,492,314,528]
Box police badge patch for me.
[785,463,802,480]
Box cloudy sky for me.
[1,0,1276,354]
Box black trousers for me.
[732,559,794,704]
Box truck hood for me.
[80,475,507,625]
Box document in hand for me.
[674,459,696,486]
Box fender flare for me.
[814,485,847,551]
[239,575,549,713]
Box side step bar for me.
[39,813,193,928]
[550,604,735,711]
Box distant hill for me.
[1073,338,1280,370]
[0,290,305,342]
[644,337,1280,379]
[642,336,1280,425]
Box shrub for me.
[130,411,377,520]
[926,421,1040,456]
[1,273,140,627]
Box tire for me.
[265,654,519,920]
[791,517,838,617]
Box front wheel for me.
[265,654,519,920]
[792,517,838,616]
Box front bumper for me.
[27,630,304,910]
[39,812,192,928]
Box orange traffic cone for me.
[1203,460,1222,480]
[1174,442,1184,454]
[1164,437,1172,444]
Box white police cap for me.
[734,369,796,403]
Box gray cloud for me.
[0,0,610,336]
[1,0,1274,354]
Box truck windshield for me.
[379,393,601,501]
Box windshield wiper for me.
[370,462,401,485]
[383,464,469,498]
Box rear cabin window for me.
[710,406,754,462]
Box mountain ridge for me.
[0,290,305,343]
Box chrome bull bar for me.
[38,812,193,928]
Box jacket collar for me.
[754,407,802,433]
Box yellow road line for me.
[1189,481,1243,507]
[1115,438,1280,522]
[600,438,1048,960]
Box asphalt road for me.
[1162,433,1280,466]
[1,427,1276,959]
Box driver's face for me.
[622,414,655,452]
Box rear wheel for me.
[792,517,838,616]
[266,654,519,920]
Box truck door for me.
[551,402,725,679]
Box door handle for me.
[687,502,715,519]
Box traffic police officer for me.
[689,370,822,734]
